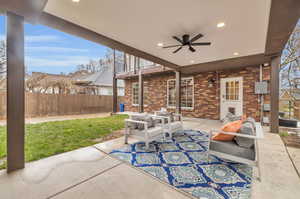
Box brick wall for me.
[123,65,271,121]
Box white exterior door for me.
[220,77,243,120]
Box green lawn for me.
[0,114,128,169]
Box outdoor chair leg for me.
[124,134,128,144]
[257,162,262,182]
[207,153,211,164]
[145,142,150,151]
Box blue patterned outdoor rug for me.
[110,130,252,199]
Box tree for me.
[75,48,125,73]
[0,40,6,78]
[280,20,300,117]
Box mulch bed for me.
[281,134,300,148]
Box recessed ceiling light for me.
[157,43,164,47]
[217,22,225,28]
[72,0,80,2]
[190,60,195,64]
[233,52,239,56]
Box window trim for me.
[131,82,148,107]
[167,77,194,110]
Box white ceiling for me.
[44,0,271,66]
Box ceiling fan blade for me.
[190,33,203,43]
[173,46,182,53]
[163,45,182,49]
[191,42,211,46]
[189,46,196,52]
[172,36,184,44]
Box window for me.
[168,80,176,107]
[225,80,239,100]
[132,83,139,105]
[132,82,148,105]
[167,77,194,109]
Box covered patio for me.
[1,0,300,198]
[0,118,299,199]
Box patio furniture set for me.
[124,109,184,149]
[124,111,264,180]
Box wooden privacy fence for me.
[0,92,124,119]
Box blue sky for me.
[0,15,108,74]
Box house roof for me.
[75,63,125,88]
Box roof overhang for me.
[43,0,300,72]
[38,12,179,69]
[0,0,48,22]
[180,53,271,74]
[0,0,300,73]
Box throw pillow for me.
[131,115,154,130]
[157,111,174,123]
[212,120,243,141]
[235,121,255,148]
[221,112,244,125]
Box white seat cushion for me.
[131,126,163,138]
[169,121,183,131]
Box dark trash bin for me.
[279,118,299,128]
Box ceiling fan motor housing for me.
[182,34,190,45]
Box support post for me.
[270,56,280,133]
[138,69,144,113]
[134,56,137,74]
[6,12,25,172]
[175,71,181,114]
[123,52,126,72]
[112,49,118,113]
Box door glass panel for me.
[235,81,239,100]
[225,80,239,100]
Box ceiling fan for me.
[163,33,211,53]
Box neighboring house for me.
[74,69,125,96]
[117,62,271,122]
[0,74,32,92]
[25,70,125,96]
[26,72,82,94]
[280,89,300,119]
[74,62,125,96]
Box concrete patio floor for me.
[0,118,299,199]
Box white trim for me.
[132,81,148,106]
[132,82,139,106]
[220,77,243,119]
[167,77,194,110]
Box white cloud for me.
[25,55,94,67]
[0,34,61,43]
[26,46,89,53]
[25,35,61,43]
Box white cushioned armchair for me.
[124,114,165,150]
[154,111,183,138]
[208,121,264,180]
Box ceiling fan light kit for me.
[163,33,211,53]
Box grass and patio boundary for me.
[0,114,128,169]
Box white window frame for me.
[167,77,194,110]
[132,82,148,107]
